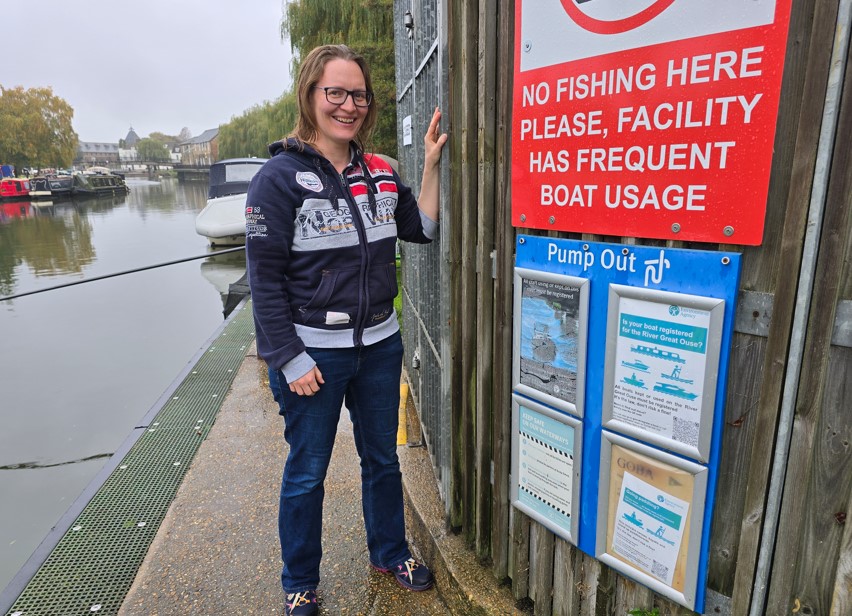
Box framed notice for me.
[512,395,582,544]
[513,267,589,417]
[602,285,724,462]
[597,432,707,611]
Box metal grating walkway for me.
[5,301,256,616]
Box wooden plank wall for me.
[434,0,851,614]
[730,1,841,613]
[765,19,852,614]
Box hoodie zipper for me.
[330,163,371,346]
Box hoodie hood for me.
[267,137,320,159]
[267,138,378,215]
[267,137,366,161]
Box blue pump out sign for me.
[512,235,740,611]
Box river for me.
[0,177,246,592]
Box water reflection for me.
[0,200,32,221]
[200,248,247,307]
[0,176,245,592]
[126,177,208,213]
[0,179,217,298]
[12,202,97,278]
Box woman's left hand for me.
[424,107,448,169]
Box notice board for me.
[512,0,793,244]
[511,235,741,611]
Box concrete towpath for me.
[118,342,521,615]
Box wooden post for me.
[491,0,516,581]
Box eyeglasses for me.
[313,86,373,108]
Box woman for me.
[245,44,447,616]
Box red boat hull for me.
[0,178,30,199]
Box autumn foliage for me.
[0,86,79,172]
[218,0,395,160]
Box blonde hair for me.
[288,45,377,152]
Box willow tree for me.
[218,93,300,160]
[0,86,78,171]
[281,0,397,157]
[136,137,171,162]
[218,0,397,160]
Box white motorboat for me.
[195,158,267,246]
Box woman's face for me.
[311,58,369,155]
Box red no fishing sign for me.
[512,0,793,245]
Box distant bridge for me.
[93,162,211,181]
[172,164,211,181]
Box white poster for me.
[512,395,582,544]
[403,115,413,146]
[611,296,710,449]
[518,405,575,532]
[612,472,689,587]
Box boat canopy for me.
[208,158,267,199]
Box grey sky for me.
[0,0,293,143]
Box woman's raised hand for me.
[424,107,448,169]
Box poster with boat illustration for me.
[603,285,725,462]
[596,433,707,610]
[513,267,589,417]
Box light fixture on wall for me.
[404,10,414,39]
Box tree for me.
[149,131,177,143]
[218,1,397,160]
[219,93,299,159]
[280,0,397,157]
[0,86,78,172]
[136,137,171,162]
[178,127,193,142]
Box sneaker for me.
[285,590,318,616]
[371,557,434,591]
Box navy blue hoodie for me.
[245,139,436,383]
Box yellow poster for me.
[605,444,695,593]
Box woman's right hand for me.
[289,365,325,396]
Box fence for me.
[395,0,454,507]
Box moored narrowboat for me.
[48,174,74,198]
[29,174,74,199]
[28,176,53,199]
[0,178,30,200]
[72,172,130,198]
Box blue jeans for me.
[268,331,411,593]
